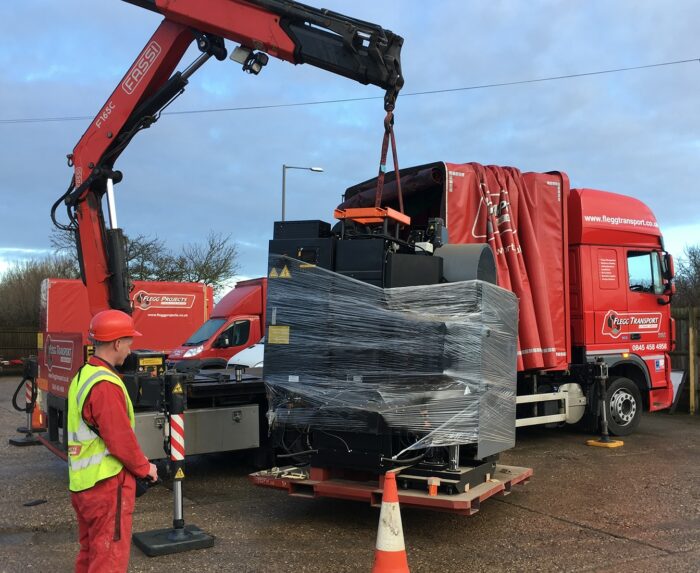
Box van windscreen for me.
[184,318,227,345]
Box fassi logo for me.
[45,336,75,372]
[133,290,196,311]
[601,310,662,339]
[122,41,162,95]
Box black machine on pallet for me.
[270,215,449,288]
[264,209,518,494]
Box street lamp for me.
[281,164,324,221]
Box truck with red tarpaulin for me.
[250,161,677,513]
[335,162,677,432]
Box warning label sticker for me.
[268,325,290,345]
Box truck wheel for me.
[606,377,642,436]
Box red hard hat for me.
[89,310,142,342]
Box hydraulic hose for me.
[276,449,318,459]
[11,375,36,412]
[380,452,426,466]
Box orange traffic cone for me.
[371,472,409,573]
[31,401,46,431]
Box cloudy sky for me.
[1,0,699,281]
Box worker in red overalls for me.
[67,309,158,572]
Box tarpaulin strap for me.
[374,110,404,212]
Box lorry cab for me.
[167,278,267,369]
[568,189,675,421]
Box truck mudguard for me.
[595,354,651,389]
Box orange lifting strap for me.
[334,206,411,226]
[373,109,405,213]
[337,100,408,228]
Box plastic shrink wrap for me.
[263,254,518,461]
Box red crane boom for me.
[53,0,403,315]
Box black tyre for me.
[606,377,642,436]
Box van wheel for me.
[606,377,642,436]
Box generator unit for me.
[264,210,518,492]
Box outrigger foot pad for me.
[132,525,214,557]
[16,426,46,434]
[586,438,624,448]
[9,435,42,447]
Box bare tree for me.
[674,245,700,307]
[48,228,81,276]
[51,228,166,280]
[124,234,170,281]
[0,256,78,327]
[178,232,240,294]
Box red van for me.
[167,278,267,369]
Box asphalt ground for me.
[0,375,698,573]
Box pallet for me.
[249,464,532,515]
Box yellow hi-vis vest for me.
[67,363,135,492]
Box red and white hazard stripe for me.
[25,380,32,406]
[170,414,185,461]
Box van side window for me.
[228,320,250,347]
[219,320,251,348]
[627,251,663,295]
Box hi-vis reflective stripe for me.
[518,347,557,356]
[75,370,122,405]
[586,349,630,356]
[170,414,185,461]
[69,420,98,443]
[69,449,111,471]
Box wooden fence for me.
[670,307,698,414]
[0,327,39,361]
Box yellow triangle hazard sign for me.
[268,267,279,279]
[280,265,291,279]
[174,467,185,479]
[172,382,183,395]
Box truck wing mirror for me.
[658,281,675,305]
[662,253,675,281]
